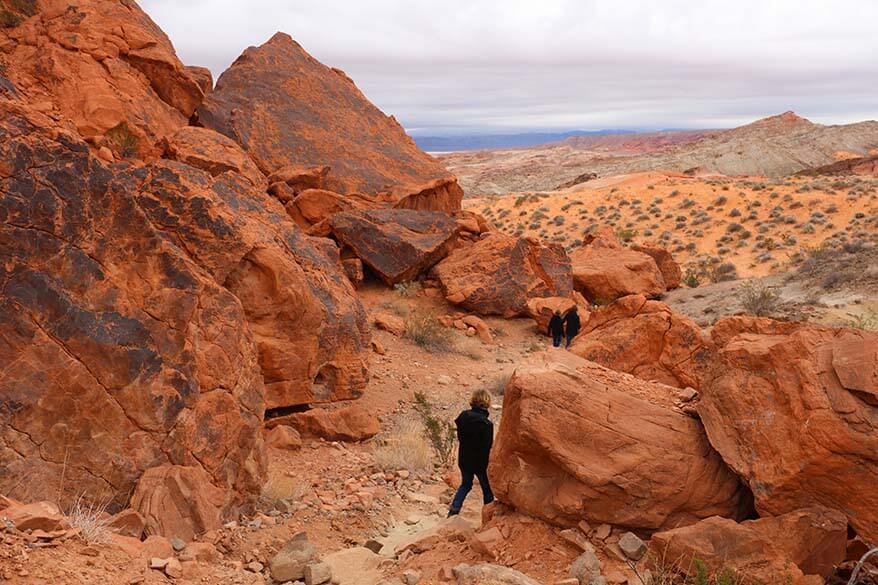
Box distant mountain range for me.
[438,112,878,195]
[413,129,636,152]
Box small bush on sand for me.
[393,281,421,298]
[66,494,112,544]
[405,311,454,353]
[490,372,512,396]
[105,122,140,158]
[0,10,22,27]
[845,310,878,331]
[413,391,455,466]
[683,268,699,288]
[617,228,638,242]
[737,280,780,317]
[374,419,434,472]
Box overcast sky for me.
[141,0,878,135]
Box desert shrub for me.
[0,10,22,27]
[683,268,699,288]
[490,372,512,396]
[374,419,434,472]
[617,228,638,242]
[259,473,309,510]
[737,280,780,316]
[405,311,454,353]
[105,122,140,158]
[394,281,422,298]
[728,208,741,218]
[66,494,112,544]
[514,195,527,207]
[10,0,37,15]
[412,391,455,466]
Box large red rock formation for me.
[0,0,205,154]
[197,33,462,205]
[631,243,682,290]
[489,352,746,530]
[570,229,667,302]
[651,507,848,585]
[0,101,264,516]
[330,209,460,285]
[122,160,370,411]
[431,233,573,317]
[698,318,878,541]
[569,295,711,389]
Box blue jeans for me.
[450,470,494,512]
[552,332,563,347]
[566,332,576,348]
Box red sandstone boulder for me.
[131,465,227,542]
[651,507,848,585]
[432,233,573,318]
[489,352,746,530]
[0,500,70,532]
[698,319,878,541]
[632,243,682,290]
[286,188,355,230]
[0,101,265,516]
[268,165,331,200]
[0,0,204,154]
[124,161,370,410]
[198,33,461,205]
[570,230,666,302]
[525,295,590,335]
[569,295,711,389]
[162,126,266,188]
[330,209,460,285]
[267,405,380,442]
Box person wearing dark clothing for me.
[548,310,565,348]
[448,389,495,516]
[564,308,581,348]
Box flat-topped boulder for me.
[489,352,746,530]
[330,209,460,285]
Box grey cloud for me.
[140,0,878,134]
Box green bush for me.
[737,280,780,317]
[412,391,455,466]
[105,122,140,158]
[0,10,22,27]
[404,311,454,353]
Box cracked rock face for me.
[569,294,711,389]
[698,319,878,542]
[0,0,205,156]
[0,99,370,520]
[431,232,573,318]
[0,101,265,514]
[489,352,747,530]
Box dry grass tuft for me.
[374,420,434,472]
[259,474,309,509]
[66,494,112,544]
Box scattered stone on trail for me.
[489,352,747,530]
[698,318,878,541]
[462,315,494,343]
[593,525,612,541]
[131,465,227,542]
[107,509,147,540]
[304,561,333,585]
[198,33,460,202]
[650,506,848,585]
[322,547,383,585]
[170,537,186,552]
[373,312,407,337]
[570,228,666,303]
[559,528,593,552]
[470,526,505,559]
[163,558,183,579]
[330,209,460,286]
[267,405,380,442]
[432,232,573,317]
[0,500,69,533]
[266,425,304,450]
[568,549,605,585]
[617,532,646,561]
[569,294,711,389]
[402,569,422,585]
[453,563,543,585]
[269,532,316,583]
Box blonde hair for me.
[470,389,492,409]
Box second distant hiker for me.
[564,307,581,348]
[448,389,495,517]
[548,310,565,348]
